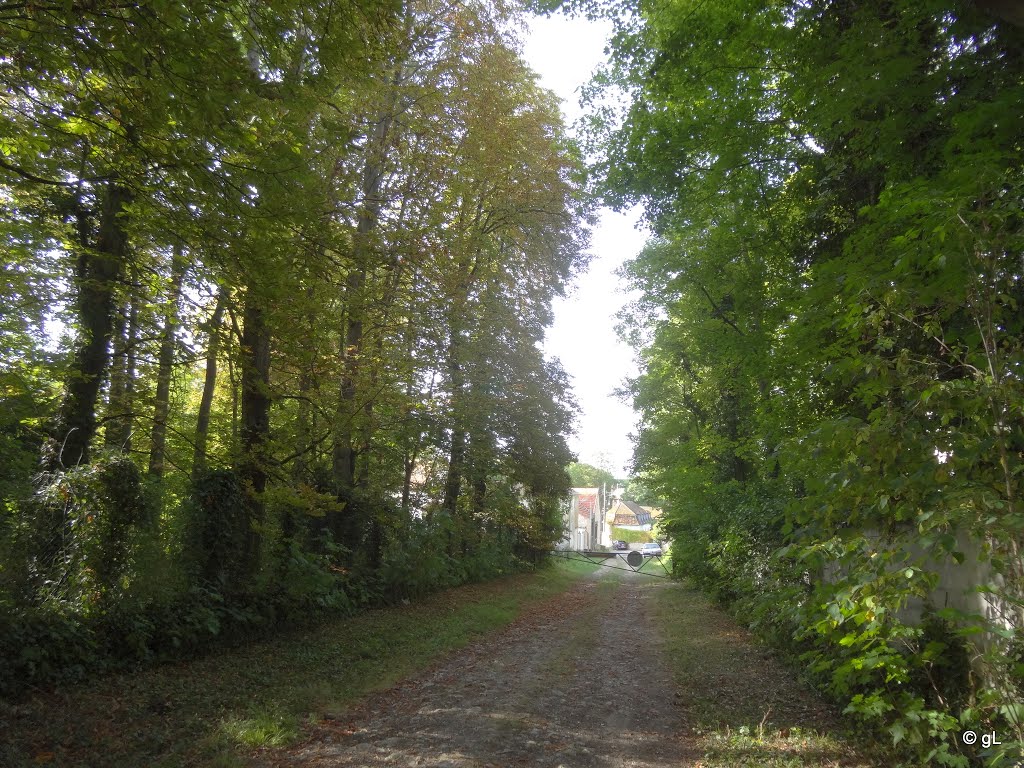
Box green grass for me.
[611,525,653,543]
[0,558,597,768]
[636,552,672,578]
[646,580,880,768]
[220,705,299,748]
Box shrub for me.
[186,469,254,590]
[29,455,155,605]
[611,526,652,544]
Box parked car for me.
[640,542,663,557]
[612,540,629,551]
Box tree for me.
[0,1,591,695]
[585,0,1024,759]
[566,462,615,489]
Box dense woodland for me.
[0,0,588,695]
[4,0,1024,765]
[574,0,1024,764]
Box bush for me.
[611,526,652,544]
[0,605,97,696]
[0,462,544,699]
[28,455,156,605]
[185,469,254,590]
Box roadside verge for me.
[0,558,597,768]
[647,580,882,768]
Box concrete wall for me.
[822,529,1019,668]
[900,531,1017,643]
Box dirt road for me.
[275,567,697,768]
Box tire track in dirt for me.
[268,567,697,768]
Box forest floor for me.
[2,561,881,768]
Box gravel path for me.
[272,567,697,768]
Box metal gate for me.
[550,549,671,578]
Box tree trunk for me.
[330,108,396,542]
[239,291,271,572]
[122,299,138,450]
[471,475,486,518]
[468,425,489,518]
[401,452,416,513]
[291,282,319,485]
[442,327,465,516]
[332,297,362,493]
[104,300,130,449]
[442,427,465,514]
[192,290,225,479]
[43,183,132,471]
[148,245,187,477]
[293,370,314,485]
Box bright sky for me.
[522,13,649,478]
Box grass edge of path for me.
[0,557,598,768]
[646,578,887,768]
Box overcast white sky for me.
[522,13,649,478]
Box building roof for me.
[572,488,599,520]
[607,499,654,528]
[621,499,654,527]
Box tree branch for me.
[0,157,75,187]
[697,284,745,336]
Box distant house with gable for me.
[602,500,662,546]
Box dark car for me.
[612,540,628,551]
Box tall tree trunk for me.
[291,281,319,485]
[442,326,465,516]
[332,210,384,491]
[148,245,187,477]
[239,291,271,573]
[43,183,132,471]
[330,108,395,543]
[293,370,314,485]
[442,431,465,515]
[192,290,225,479]
[332,291,363,493]
[122,298,139,451]
[399,295,428,515]
[104,300,130,449]
[471,475,486,518]
[401,453,416,513]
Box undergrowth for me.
[0,557,596,767]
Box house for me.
[558,487,604,550]
[605,499,662,536]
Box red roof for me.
[577,491,598,519]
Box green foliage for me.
[0,367,54,514]
[567,462,616,489]
[621,477,662,507]
[610,526,651,544]
[593,0,1024,763]
[28,455,155,604]
[1009,630,1024,698]
[186,469,254,591]
[0,604,96,696]
[0,0,575,702]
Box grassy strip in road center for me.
[0,558,598,768]
[646,580,882,768]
